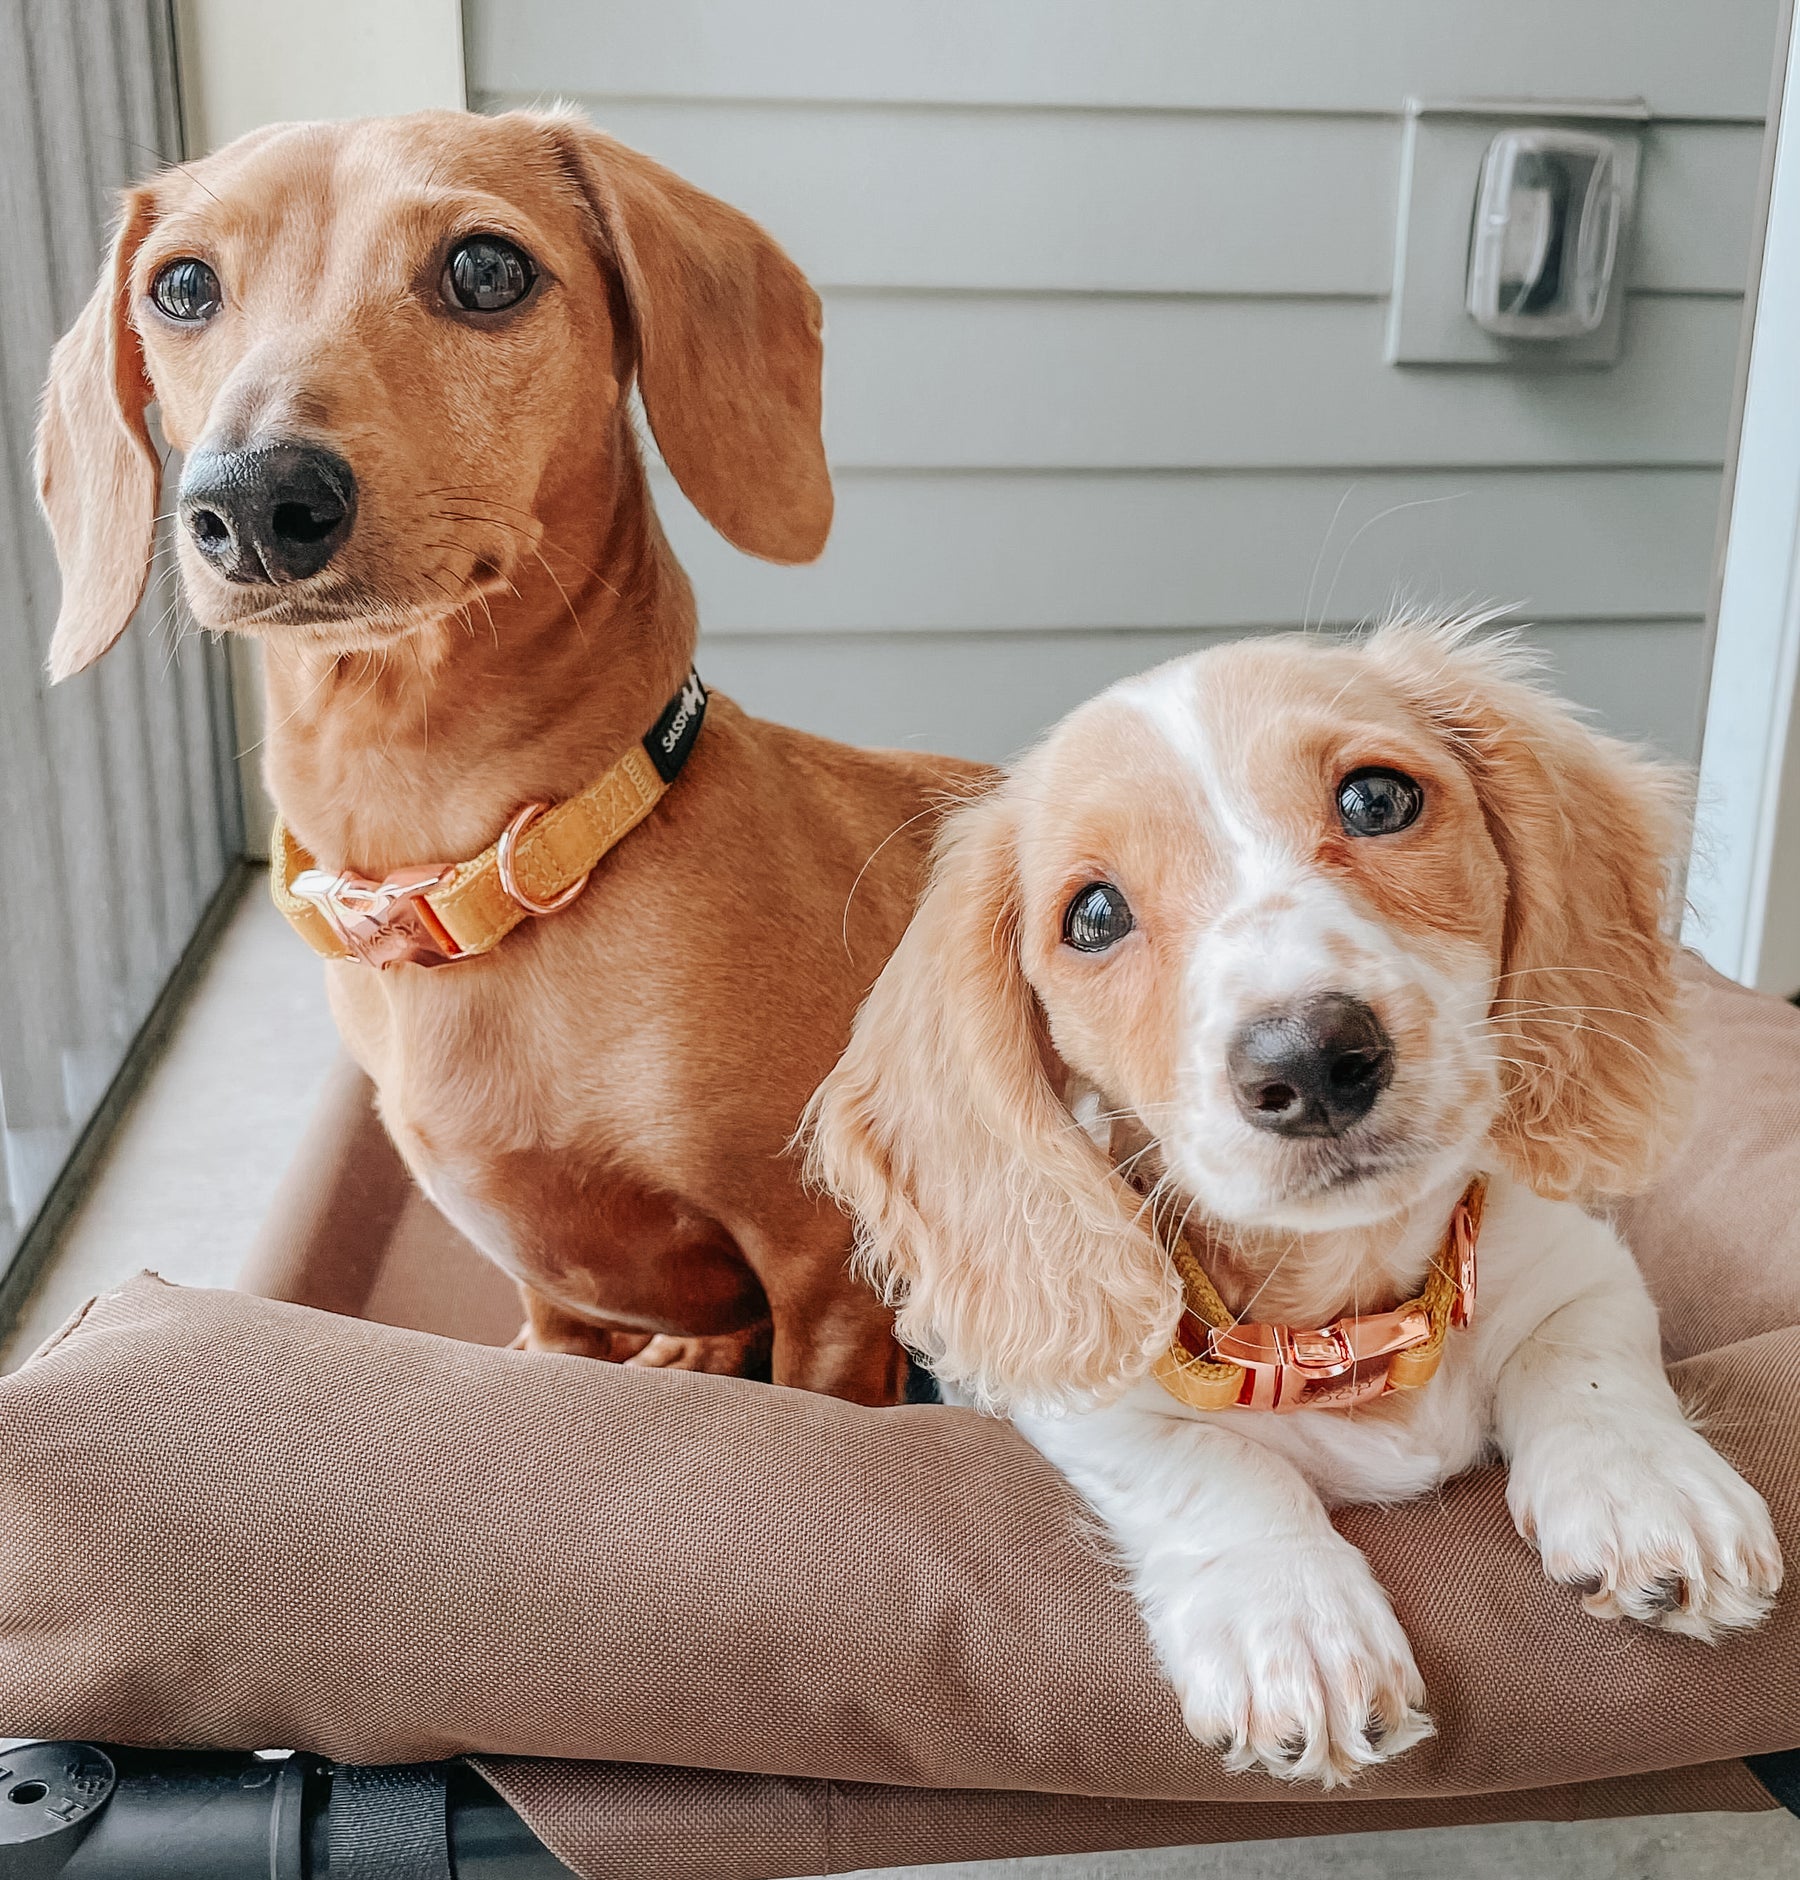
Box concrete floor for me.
[843,1811,1800,1879]
[4,873,1797,1877]
[1,876,340,1369]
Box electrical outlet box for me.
[1386,98,1647,367]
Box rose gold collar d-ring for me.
[496,800,592,916]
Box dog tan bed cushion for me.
[2,957,1797,1880]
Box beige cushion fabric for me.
[1615,963,1800,1361]
[480,1758,1777,1880]
[0,955,1795,1879]
[1,1274,1796,1782]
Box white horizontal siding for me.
[478,99,1760,299]
[699,620,1710,764]
[1635,125,1765,294]
[812,295,1738,469]
[660,469,1721,634]
[467,0,1782,119]
[470,0,1773,761]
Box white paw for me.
[1511,1425,1783,1640]
[1154,1538,1432,1787]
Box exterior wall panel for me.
[467,1,1781,763]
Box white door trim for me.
[1686,0,1800,992]
[173,0,466,152]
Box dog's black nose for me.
[179,441,357,584]
[1228,994,1395,1138]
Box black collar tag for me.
[643,670,708,784]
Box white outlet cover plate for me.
[1386,99,1645,368]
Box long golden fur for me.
[806,622,1773,1791]
[807,621,1692,1411]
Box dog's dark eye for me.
[150,258,222,322]
[444,236,536,313]
[1064,882,1134,953]
[1337,768,1424,837]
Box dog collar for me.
[271,670,708,969]
[1151,1177,1487,1414]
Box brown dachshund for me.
[37,107,981,1402]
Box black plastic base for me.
[0,1746,574,1879]
[1746,1747,1800,1818]
[6,1739,1798,1875]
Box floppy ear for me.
[1371,622,1690,1201]
[36,187,162,681]
[547,118,833,565]
[803,790,1180,1414]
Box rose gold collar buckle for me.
[288,863,462,969]
[1210,1320,1353,1381]
[1207,1306,1434,1411]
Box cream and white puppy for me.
[806,621,1782,1787]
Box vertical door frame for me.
[1686,0,1800,992]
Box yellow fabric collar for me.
[271,671,707,970]
[1152,1177,1487,1414]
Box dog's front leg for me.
[1495,1215,1782,1638]
[1018,1399,1431,1786]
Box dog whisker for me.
[1301,484,1359,634]
[436,502,625,604]
[1485,999,1682,1037]
[839,806,948,959]
[1315,492,1474,640]
[529,546,589,646]
[1481,1016,1662,1069]
[1497,964,1658,985]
